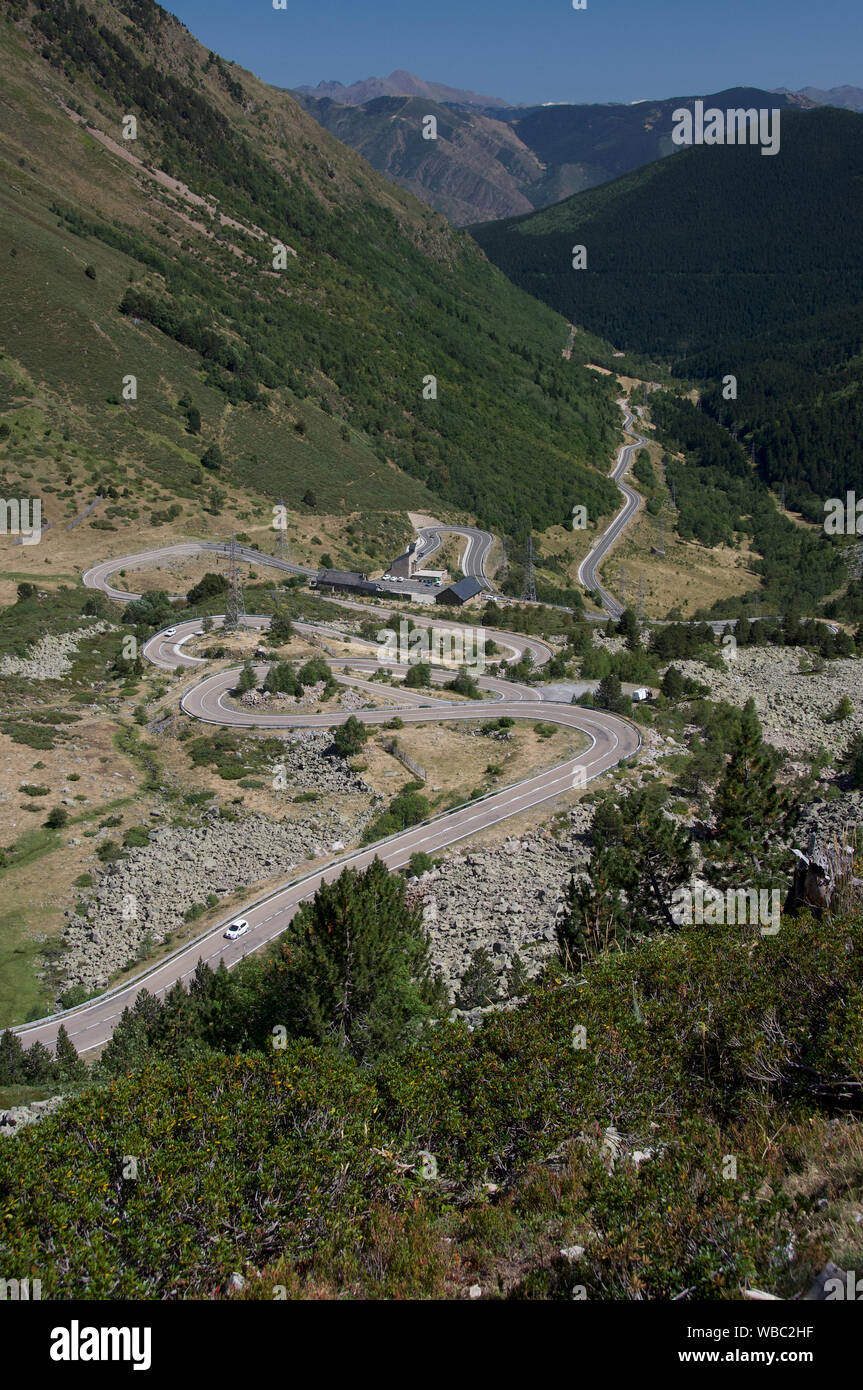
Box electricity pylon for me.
[223,534,247,631]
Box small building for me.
[312,569,379,597]
[389,542,417,580]
[435,576,485,607]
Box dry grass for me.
[361,719,588,807]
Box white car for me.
[164,627,177,637]
[224,919,250,941]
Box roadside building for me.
[389,542,417,579]
[435,576,485,607]
[311,569,380,597]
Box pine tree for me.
[54,1025,87,1084]
[617,606,640,650]
[557,851,625,968]
[504,951,531,998]
[710,699,797,883]
[236,660,256,694]
[269,612,294,645]
[596,672,625,713]
[661,665,685,700]
[841,732,863,790]
[332,716,367,758]
[455,948,500,1010]
[96,991,164,1078]
[404,661,431,688]
[558,786,693,958]
[263,660,299,695]
[256,859,444,1062]
[0,1028,26,1085]
[22,1040,55,1084]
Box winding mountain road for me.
[414,524,495,588]
[14,540,641,1054]
[578,399,648,619]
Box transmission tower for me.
[619,564,628,603]
[223,534,247,631]
[521,535,537,603]
[780,479,787,511]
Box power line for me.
[223,534,247,631]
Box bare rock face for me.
[784,833,862,917]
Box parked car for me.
[224,919,250,941]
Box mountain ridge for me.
[295,85,817,225]
[292,69,514,109]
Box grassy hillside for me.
[0,0,620,540]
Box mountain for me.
[295,86,815,226]
[471,106,863,357]
[794,85,863,112]
[292,70,513,109]
[472,106,863,608]
[291,94,547,225]
[0,0,620,539]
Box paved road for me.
[82,540,314,602]
[14,545,640,1053]
[577,399,648,619]
[415,524,495,589]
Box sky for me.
[163,0,861,106]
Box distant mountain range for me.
[293,80,818,224]
[292,70,513,110]
[790,85,863,111]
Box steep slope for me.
[473,106,863,616]
[0,0,619,541]
[297,87,812,226]
[292,95,545,225]
[471,107,863,356]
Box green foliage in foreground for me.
[1,904,861,1299]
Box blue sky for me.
[163,0,861,106]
